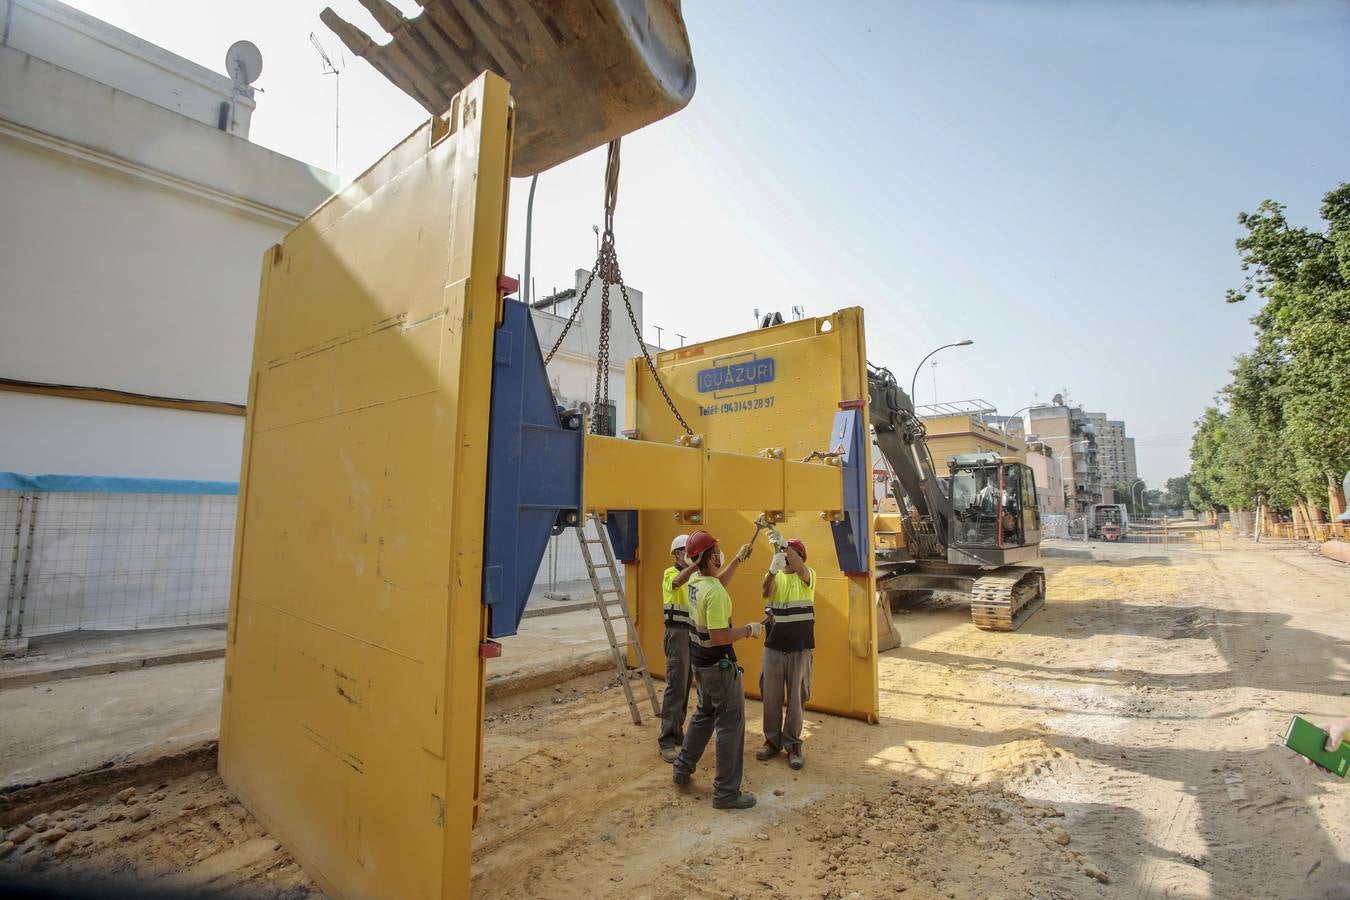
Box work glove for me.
[766,527,784,548]
[768,550,787,575]
[745,621,764,639]
[736,543,753,562]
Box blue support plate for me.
[482,300,584,637]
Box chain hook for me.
[543,138,693,436]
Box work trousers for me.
[673,663,745,803]
[658,626,693,750]
[761,646,813,751]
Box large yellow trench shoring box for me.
[222,72,879,900]
[618,312,880,721]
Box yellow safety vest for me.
[662,565,692,628]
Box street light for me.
[1001,403,1043,454]
[1129,479,1145,515]
[910,340,973,406]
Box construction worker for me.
[672,529,764,810]
[658,534,695,762]
[756,532,815,770]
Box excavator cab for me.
[946,453,1041,565]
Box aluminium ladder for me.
[574,514,659,725]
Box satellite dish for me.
[226,40,264,85]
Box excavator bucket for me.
[321,0,696,176]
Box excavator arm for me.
[867,364,951,558]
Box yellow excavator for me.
[320,0,1046,635]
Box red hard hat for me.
[787,538,807,561]
[685,530,717,559]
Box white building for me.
[0,0,336,641]
[530,269,655,436]
[0,0,337,482]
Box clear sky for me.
[63,0,1350,485]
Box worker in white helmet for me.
[659,534,695,762]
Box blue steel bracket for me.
[482,299,584,638]
[604,510,640,563]
[827,408,871,575]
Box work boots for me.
[712,792,757,810]
[755,742,781,762]
[787,747,805,770]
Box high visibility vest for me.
[662,565,692,628]
[687,572,735,665]
[767,567,816,623]
[766,566,816,652]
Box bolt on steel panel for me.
[221,73,514,899]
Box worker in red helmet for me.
[658,534,696,763]
[756,530,816,770]
[672,529,765,810]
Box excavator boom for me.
[322,0,696,176]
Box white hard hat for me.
[670,534,689,554]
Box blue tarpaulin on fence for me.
[0,472,239,495]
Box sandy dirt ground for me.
[2,540,1347,898]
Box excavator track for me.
[969,566,1046,632]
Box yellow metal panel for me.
[220,73,514,900]
[626,310,879,722]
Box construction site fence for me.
[2,479,237,642]
[2,476,615,644]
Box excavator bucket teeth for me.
[322,0,696,176]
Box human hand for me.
[745,621,764,639]
[1301,716,1350,769]
[769,550,787,574]
[1324,717,1350,752]
[767,527,784,547]
[737,543,753,562]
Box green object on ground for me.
[1284,715,1349,777]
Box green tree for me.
[1162,475,1191,511]
[1222,184,1350,512]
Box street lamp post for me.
[1002,404,1042,454]
[522,174,539,305]
[1129,478,1145,516]
[910,340,973,406]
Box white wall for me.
[2,0,255,136]
[0,37,335,483]
[0,134,287,403]
[0,393,245,480]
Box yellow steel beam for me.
[582,434,842,516]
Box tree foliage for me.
[1189,184,1350,513]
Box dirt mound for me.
[0,765,316,898]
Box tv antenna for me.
[309,33,344,171]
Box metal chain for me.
[541,139,693,436]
